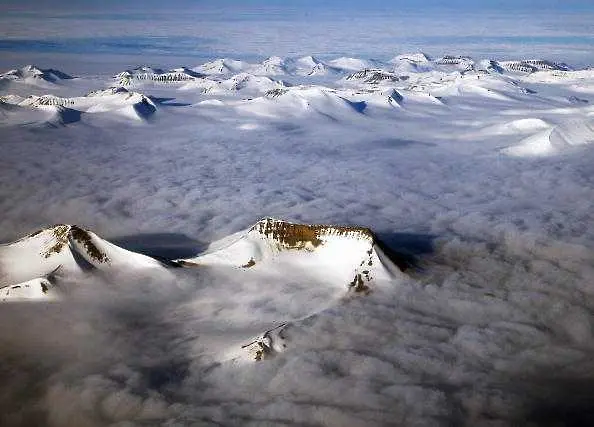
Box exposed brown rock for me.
[242,258,256,268]
[241,323,287,361]
[70,226,109,263]
[43,225,71,258]
[252,218,374,251]
[349,273,371,294]
[176,260,200,267]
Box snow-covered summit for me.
[286,56,341,76]
[391,52,431,65]
[86,86,131,97]
[500,59,571,74]
[249,56,288,76]
[0,224,164,300]
[0,65,72,83]
[0,218,405,302]
[295,55,321,69]
[390,53,435,73]
[345,68,408,84]
[226,72,287,92]
[391,52,432,64]
[327,57,378,72]
[115,66,205,85]
[1,87,158,124]
[179,217,403,292]
[195,58,248,75]
[184,72,288,96]
[436,55,473,65]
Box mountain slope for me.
[0,65,73,84]
[0,225,165,300]
[179,217,403,293]
[0,87,158,123]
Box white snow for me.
[115,66,204,86]
[180,217,401,290]
[504,117,594,156]
[0,225,166,292]
[0,278,58,302]
[0,87,157,124]
[0,65,72,84]
[195,58,248,75]
[328,57,377,72]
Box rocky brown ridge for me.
[179,217,409,272]
[251,217,411,270]
[251,217,375,251]
[27,224,110,264]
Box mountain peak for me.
[0,224,164,295]
[1,65,72,82]
[251,217,374,251]
[179,218,403,294]
[392,52,432,64]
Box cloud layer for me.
[2,49,594,425]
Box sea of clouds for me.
[2,3,594,426]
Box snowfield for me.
[2,53,594,426]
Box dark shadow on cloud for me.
[58,108,82,125]
[133,98,157,119]
[374,232,437,271]
[29,107,82,128]
[43,68,73,81]
[521,378,594,427]
[110,232,207,261]
[275,122,303,134]
[370,138,436,149]
[345,99,367,113]
[149,96,192,107]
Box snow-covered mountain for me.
[0,225,165,300]
[327,56,379,72]
[181,72,289,96]
[345,68,409,84]
[235,86,367,118]
[195,58,248,75]
[221,73,288,93]
[390,52,434,73]
[286,55,342,76]
[1,54,590,135]
[0,65,73,83]
[115,66,205,85]
[0,218,404,303]
[180,217,403,292]
[197,56,342,78]
[0,87,157,124]
[503,117,594,156]
[248,56,288,76]
[499,59,570,74]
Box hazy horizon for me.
[1,1,594,73]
